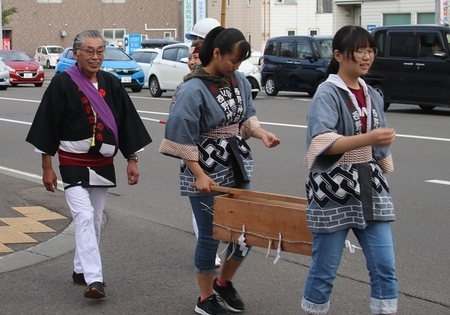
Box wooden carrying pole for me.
[220,0,227,27]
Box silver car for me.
[0,58,10,90]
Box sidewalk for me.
[0,171,74,273]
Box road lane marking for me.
[425,180,450,186]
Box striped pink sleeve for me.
[377,154,394,173]
[304,132,342,170]
[159,139,198,161]
[240,116,260,140]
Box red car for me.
[0,50,45,87]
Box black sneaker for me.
[213,279,245,313]
[72,272,87,285]
[195,294,230,315]
[83,282,106,299]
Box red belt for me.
[58,149,113,167]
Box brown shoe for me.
[83,282,106,299]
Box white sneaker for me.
[215,254,222,269]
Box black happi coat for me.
[26,70,152,189]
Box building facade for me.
[2,0,179,57]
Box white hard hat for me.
[185,18,221,40]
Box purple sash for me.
[66,65,119,154]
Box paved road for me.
[0,78,449,314]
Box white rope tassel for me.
[237,225,249,257]
[273,233,282,265]
[345,239,361,253]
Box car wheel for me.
[46,60,50,69]
[264,76,278,96]
[149,76,163,97]
[419,105,436,111]
[131,87,142,93]
[372,84,390,111]
[0,86,7,90]
[34,83,43,87]
[246,77,259,99]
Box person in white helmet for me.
[185,18,221,40]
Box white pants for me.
[65,186,107,285]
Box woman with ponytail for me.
[160,26,280,315]
[302,25,398,315]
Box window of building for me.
[227,0,231,6]
[383,13,411,25]
[102,0,126,3]
[417,13,435,24]
[247,0,251,5]
[103,29,126,43]
[37,0,62,3]
[317,0,332,13]
[287,30,296,36]
[309,29,318,36]
[276,0,297,3]
[389,33,414,58]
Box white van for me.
[34,45,64,69]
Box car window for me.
[176,47,189,62]
[162,47,177,61]
[296,40,312,58]
[104,48,132,61]
[264,41,277,56]
[37,47,42,53]
[373,31,386,57]
[0,51,33,61]
[48,47,64,54]
[389,33,414,58]
[279,42,294,58]
[142,52,158,63]
[65,49,75,60]
[132,51,144,62]
[315,39,333,59]
[417,33,440,58]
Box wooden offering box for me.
[212,187,312,256]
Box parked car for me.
[249,49,263,66]
[147,42,261,99]
[364,24,450,111]
[0,59,10,90]
[0,50,45,87]
[34,45,64,69]
[261,35,333,96]
[55,46,145,92]
[131,48,160,88]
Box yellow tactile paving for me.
[0,226,38,244]
[0,218,56,233]
[12,206,67,221]
[0,243,13,253]
[0,206,69,254]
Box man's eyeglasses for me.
[78,48,105,57]
[354,48,379,58]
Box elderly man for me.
[26,30,152,299]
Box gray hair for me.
[73,30,106,54]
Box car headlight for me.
[6,65,15,72]
[251,65,260,74]
[101,67,115,72]
[38,65,44,71]
[134,67,142,72]
[0,67,7,72]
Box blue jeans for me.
[302,222,398,314]
[189,182,251,274]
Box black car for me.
[364,24,450,111]
[140,38,180,49]
[261,35,333,96]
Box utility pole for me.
[435,0,440,24]
[220,0,226,27]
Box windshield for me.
[104,48,132,61]
[0,51,32,61]
[48,47,64,54]
[316,39,333,59]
